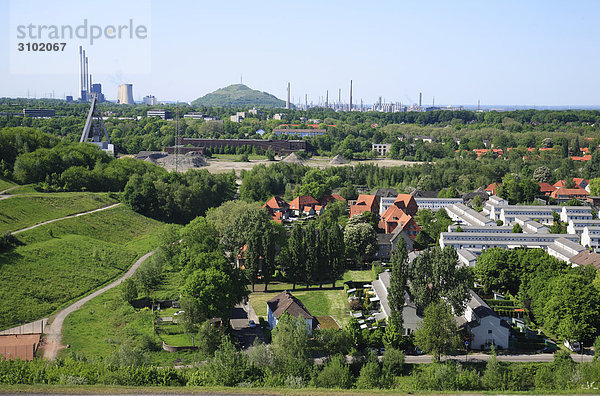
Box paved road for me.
[404,352,593,363]
[42,250,155,360]
[12,203,121,235]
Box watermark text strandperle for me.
[16,19,148,45]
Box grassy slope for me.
[61,284,198,366]
[0,177,16,191]
[0,205,167,329]
[0,192,118,233]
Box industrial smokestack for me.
[433,96,435,107]
[82,50,86,91]
[305,94,307,109]
[326,90,328,107]
[286,82,290,109]
[419,92,422,107]
[89,74,92,94]
[79,46,84,100]
[349,80,353,111]
[338,88,341,106]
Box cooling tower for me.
[117,84,135,104]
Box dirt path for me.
[41,250,155,360]
[11,203,122,235]
[0,186,18,195]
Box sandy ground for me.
[163,157,422,175]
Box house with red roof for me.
[319,194,345,206]
[379,204,421,238]
[393,194,419,216]
[263,196,290,223]
[538,182,556,196]
[550,187,589,203]
[289,195,319,216]
[350,194,379,217]
[572,155,592,162]
[554,178,590,191]
[485,183,500,196]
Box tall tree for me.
[409,246,473,315]
[344,221,377,266]
[388,238,408,332]
[413,301,460,362]
[286,223,306,290]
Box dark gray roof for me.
[374,188,398,198]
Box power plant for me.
[117,84,135,104]
[78,46,104,102]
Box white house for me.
[371,271,422,335]
[266,291,314,331]
[458,290,510,350]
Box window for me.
[488,329,492,334]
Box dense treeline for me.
[3,98,600,156]
[2,342,600,391]
[475,248,600,343]
[122,170,235,224]
[238,155,594,201]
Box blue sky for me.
[0,0,598,106]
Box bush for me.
[312,354,353,389]
[382,348,405,376]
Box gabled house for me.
[263,196,289,223]
[550,187,589,203]
[538,182,556,196]
[350,194,379,217]
[267,291,315,331]
[394,194,419,216]
[371,271,422,335]
[379,204,421,239]
[485,183,499,196]
[289,195,319,217]
[457,290,510,350]
[319,194,346,206]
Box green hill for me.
[192,84,285,108]
[0,205,167,329]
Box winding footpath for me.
[11,203,122,235]
[42,250,155,360]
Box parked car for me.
[564,339,581,352]
[248,320,257,328]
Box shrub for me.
[312,354,353,389]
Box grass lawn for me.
[0,192,118,233]
[0,177,16,191]
[0,205,167,329]
[249,270,372,327]
[61,286,198,366]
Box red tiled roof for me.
[538,182,556,193]
[485,182,499,192]
[572,155,592,161]
[550,187,589,199]
[289,195,319,210]
[263,196,288,210]
[267,291,314,321]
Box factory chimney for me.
[419,92,422,107]
[286,82,290,109]
[79,46,84,100]
[325,90,328,107]
[349,80,353,111]
[338,88,341,106]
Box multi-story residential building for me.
[415,197,463,212]
[445,203,497,227]
[372,143,392,156]
[581,226,600,252]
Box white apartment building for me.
[581,226,600,253]
[416,198,463,212]
[445,203,497,227]
[372,143,392,156]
